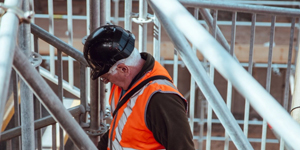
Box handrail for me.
[12,48,97,149]
[179,0,300,17]
[0,105,85,141]
[198,8,230,52]
[30,23,89,66]
[148,0,253,150]
[39,67,81,98]
[230,1,300,7]
[148,0,300,149]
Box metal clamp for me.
[29,52,42,67]
[86,123,108,136]
[0,3,34,24]
[272,64,281,76]
[104,106,112,120]
[132,13,154,24]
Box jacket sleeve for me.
[97,130,109,150]
[146,92,195,150]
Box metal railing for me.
[1,0,300,150]
[148,0,300,150]
[0,19,97,150]
[0,0,21,136]
[12,48,97,149]
[0,0,100,149]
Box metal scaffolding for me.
[0,0,21,137]
[1,0,300,149]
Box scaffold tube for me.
[0,0,21,137]
[148,0,253,149]
[13,49,97,150]
[148,0,300,149]
[0,105,85,141]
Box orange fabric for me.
[108,61,185,150]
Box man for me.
[83,25,194,150]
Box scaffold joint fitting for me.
[0,3,34,24]
[132,13,154,25]
[86,123,108,136]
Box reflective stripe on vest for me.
[108,79,186,150]
[123,148,166,150]
[110,85,117,113]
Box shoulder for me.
[149,92,187,111]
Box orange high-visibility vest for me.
[107,61,187,150]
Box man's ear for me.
[117,63,129,74]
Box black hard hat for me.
[83,25,135,80]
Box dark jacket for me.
[98,53,195,150]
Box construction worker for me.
[83,25,195,150]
